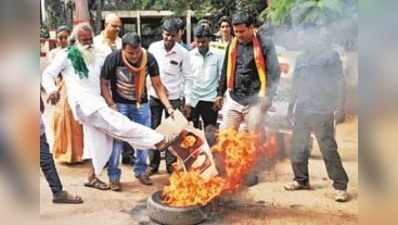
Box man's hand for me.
[260,97,272,112]
[279,63,290,74]
[335,110,346,124]
[166,106,176,119]
[213,96,223,111]
[47,91,60,105]
[109,103,118,111]
[287,110,294,127]
[182,105,192,120]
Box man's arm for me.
[334,53,346,123]
[216,45,229,98]
[288,64,299,118]
[42,50,67,105]
[99,54,117,110]
[263,37,281,102]
[151,76,174,114]
[214,45,229,110]
[100,79,116,109]
[181,50,193,104]
[180,50,195,118]
[147,53,174,116]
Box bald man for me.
[94,13,123,56]
[94,14,134,167]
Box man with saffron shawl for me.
[215,12,280,133]
[42,23,176,191]
[100,33,174,190]
[215,12,280,186]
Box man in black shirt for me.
[100,33,174,190]
[284,27,349,202]
[215,12,280,133]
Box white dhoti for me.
[78,105,164,175]
[41,50,165,175]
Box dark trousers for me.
[191,100,218,129]
[149,97,181,173]
[290,110,349,190]
[40,134,63,196]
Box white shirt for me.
[41,48,107,120]
[48,47,64,62]
[188,48,223,107]
[148,41,193,100]
[94,32,122,57]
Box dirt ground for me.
[40,116,358,225]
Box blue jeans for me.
[40,134,63,196]
[107,103,151,182]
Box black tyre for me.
[146,191,207,225]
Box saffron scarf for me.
[226,31,267,97]
[67,45,89,79]
[121,48,148,108]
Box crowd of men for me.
[40,11,349,204]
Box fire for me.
[212,129,260,191]
[263,133,279,160]
[161,129,260,207]
[161,170,225,207]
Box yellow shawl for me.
[226,31,267,97]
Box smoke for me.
[0,1,39,225]
[257,0,398,224]
[246,0,360,200]
[359,1,398,225]
[257,0,359,121]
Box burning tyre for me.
[147,191,208,225]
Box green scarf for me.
[67,45,89,79]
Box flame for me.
[264,133,279,160]
[162,129,260,207]
[161,170,225,207]
[212,129,260,191]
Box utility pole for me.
[73,0,90,25]
[95,0,103,34]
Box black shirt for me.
[291,48,345,113]
[217,33,280,106]
[232,41,261,104]
[101,50,159,104]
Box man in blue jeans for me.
[101,33,174,191]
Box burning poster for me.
[155,110,218,180]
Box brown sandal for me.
[53,191,83,204]
[84,178,110,190]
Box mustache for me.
[77,43,93,50]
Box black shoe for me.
[166,166,174,175]
[121,156,132,165]
[147,167,159,176]
[244,175,259,187]
[110,182,122,192]
[135,174,153,185]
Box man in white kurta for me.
[93,13,123,56]
[42,23,167,188]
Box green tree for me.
[264,0,358,26]
[102,0,267,21]
[45,0,67,30]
